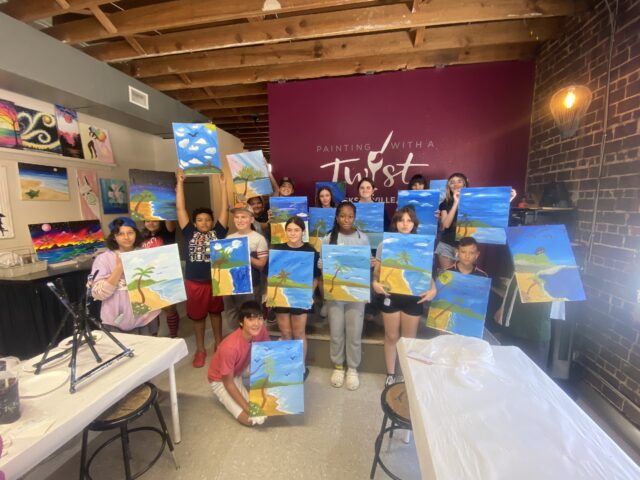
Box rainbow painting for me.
[0,99,21,149]
[28,220,105,264]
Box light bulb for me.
[563,91,576,109]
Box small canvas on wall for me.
[0,99,22,149]
[266,249,314,309]
[16,106,62,154]
[99,178,129,214]
[227,150,272,198]
[18,162,69,201]
[210,237,253,296]
[0,167,15,238]
[129,169,177,221]
[54,105,82,159]
[172,123,221,175]
[29,220,105,264]
[80,123,114,164]
[76,169,101,220]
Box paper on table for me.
[0,419,54,439]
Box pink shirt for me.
[207,325,270,382]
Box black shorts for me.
[379,294,423,316]
[273,307,310,316]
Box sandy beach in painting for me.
[266,285,291,308]
[129,201,153,220]
[212,268,235,296]
[380,267,412,296]
[249,391,284,416]
[129,285,167,311]
[20,178,69,201]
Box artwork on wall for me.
[429,179,448,203]
[397,190,440,235]
[507,225,586,303]
[15,106,62,154]
[76,169,101,220]
[354,202,384,246]
[128,169,177,221]
[0,167,15,238]
[270,196,308,244]
[172,123,221,175]
[455,187,511,244]
[266,249,314,309]
[227,150,272,198]
[426,270,491,339]
[308,207,335,252]
[210,237,253,296]
[120,244,187,315]
[54,105,82,159]
[249,340,304,417]
[379,232,435,296]
[0,99,21,149]
[99,178,129,214]
[18,162,69,201]
[80,123,114,164]
[315,181,347,204]
[28,220,105,265]
[321,244,370,303]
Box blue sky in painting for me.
[380,232,435,277]
[507,225,578,267]
[309,207,335,237]
[211,237,250,265]
[429,179,447,202]
[397,190,439,235]
[270,196,308,222]
[251,340,304,385]
[18,163,68,193]
[354,202,383,233]
[315,181,346,203]
[227,150,272,196]
[121,244,183,283]
[322,245,370,287]
[457,187,511,228]
[268,249,314,287]
[172,123,220,171]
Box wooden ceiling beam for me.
[202,106,269,118]
[0,0,113,22]
[89,5,118,34]
[169,84,268,102]
[210,118,269,126]
[186,95,269,110]
[225,126,270,133]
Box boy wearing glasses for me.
[208,301,270,426]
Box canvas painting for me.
[270,196,308,244]
[29,220,105,265]
[321,244,370,303]
[455,187,511,244]
[429,179,448,203]
[426,270,491,338]
[210,237,253,296]
[354,202,384,246]
[80,123,114,163]
[227,150,272,198]
[266,249,314,309]
[308,207,335,252]
[379,232,435,296]
[315,181,347,204]
[54,105,82,158]
[173,123,221,175]
[18,162,69,201]
[249,340,304,417]
[76,169,101,220]
[397,190,439,235]
[99,178,129,214]
[507,225,586,303]
[0,167,14,238]
[0,99,21,149]
[16,106,61,154]
[121,244,187,315]
[129,169,177,221]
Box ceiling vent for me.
[128,86,149,110]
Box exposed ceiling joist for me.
[186,95,269,110]
[0,0,114,22]
[170,84,268,102]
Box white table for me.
[397,336,640,480]
[0,333,188,480]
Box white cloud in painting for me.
[205,147,217,155]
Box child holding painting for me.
[436,172,469,271]
[449,236,488,277]
[316,186,336,208]
[408,174,427,190]
[176,170,229,368]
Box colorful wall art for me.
[28,220,105,264]
[172,123,221,174]
[507,225,586,303]
[227,150,272,198]
[18,162,69,201]
[455,187,511,244]
[354,202,384,246]
[54,105,82,158]
[99,178,129,214]
[249,340,304,417]
[76,169,100,220]
[121,244,186,315]
[426,270,491,338]
[396,190,439,235]
[128,169,177,221]
[429,179,448,203]
[80,123,114,163]
[322,244,370,303]
[270,196,308,244]
[0,167,15,238]
[379,232,435,296]
[315,181,347,204]
[308,207,335,251]
[15,106,61,154]
[210,237,253,296]
[266,249,314,309]
[0,99,21,149]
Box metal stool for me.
[370,382,412,479]
[79,382,178,480]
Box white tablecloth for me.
[397,336,640,480]
[0,333,188,480]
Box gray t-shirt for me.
[322,229,370,247]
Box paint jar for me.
[0,357,21,424]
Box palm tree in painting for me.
[236,165,263,196]
[259,356,275,408]
[398,250,411,266]
[131,190,155,216]
[458,212,471,238]
[329,265,351,293]
[271,269,291,300]
[133,266,155,304]
[354,220,367,232]
[312,218,327,239]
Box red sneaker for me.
[192,350,206,368]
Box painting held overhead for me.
[0,99,21,149]
[54,105,82,159]
[0,167,15,238]
[172,123,221,175]
[397,190,439,236]
[99,178,129,214]
[270,196,308,244]
[28,220,105,265]
[266,249,314,309]
[308,207,335,252]
[18,162,69,201]
[321,244,370,303]
[15,106,61,154]
[210,237,253,296]
[455,187,511,244]
[227,150,272,198]
[79,123,114,163]
[379,232,435,296]
[129,169,177,221]
[76,170,100,220]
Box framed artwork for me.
[54,105,82,158]
[308,207,335,252]
[315,181,347,204]
[128,169,177,221]
[18,162,69,201]
[270,196,308,244]
[172,122,221,175]
[354,202,384,246]
[76,169,100,220]
[28,220,105,265]
[99,178,129,214]
[16,106,61,154]
[80,123,115,163]
[0,167,15,238]
[379,232,435,296]
[210,237,253,296]
[0,99,21,149]
[455,187,511,244]
[397,190,439,235]
[266,249,314,309]
[321,244,370,303]
[227,150,272,198]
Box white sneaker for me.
[384,374,396,387]
[345,368,360,390]
[331,367,345,388]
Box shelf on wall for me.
[0,145,117,169]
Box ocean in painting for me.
[354,202,384,246]
[227,150,272,198]
[322,244,370,303]
[129,170,177,221]
[379,232,435,296]
[270,197,308,244]
[147,277,186,304]
[210,237,252,296]
[397,190,439,236]
[456,187,511,244]
[19,163,69,201]
[309,207,335,251]
[267,250,314,309]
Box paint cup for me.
[0,357,20,424]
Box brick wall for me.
[526,0,640,425]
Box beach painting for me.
[0,167,15,238]
[129,169,177,221]
[76,169,101,220]
[172,123,221,175]
[266,249,314,309]
[18,162,69,201]
[227,150,272,199]
[397,190,439,236]
[322,244,370,303]
[507,225,586,303]
[249,340,304,417]
[210,237,253,296]
[379,233,435,296]
[0,99,22,149]
[54,105,82,158]
[426,270,491,338]
[16,106,61,154]
[309,207,335,252]
[455,187,511,244]
[80,123,115,164]
[121,243,186,315]
[354,202,384,246]
[28,220,105,264]
[270,196,308,244]
[99,178,129,214]
[429,179,448,203]
[315,181,347,204]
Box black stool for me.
[79,382,178,480]
[370,382,412,479]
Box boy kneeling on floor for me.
[208,301,270,426]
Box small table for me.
[0,333,188,479]
[397,337,640,480]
